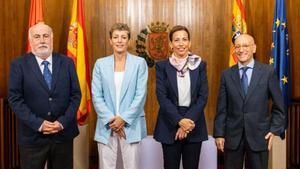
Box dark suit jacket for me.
[8,52,81,147]
[154,59,208,144]
[213,61,285,151]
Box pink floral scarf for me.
[169,53,202,77]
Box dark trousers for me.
[19,140,73,169]
[224,136,268,169]
[162,140,202,169]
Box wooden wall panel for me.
[288,103,300,168]
[0,0,300,160]
[287,0,300,99]
[0,98,19,169]
[0,0,28,97]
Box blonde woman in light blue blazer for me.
[92,23,148,169]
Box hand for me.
[115,127,126,139]
[41,120,63,134]
[178,118,195,132]
[175,127,187,140]
[109,116,125,132]
[51,121,63,132]
[215,137,225,152]
[265,132,275,150]
[41,120,54,134]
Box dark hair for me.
[109,23,131,39]
[169,25,190,41]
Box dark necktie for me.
[42,61,52,89]
[241,67,250,95]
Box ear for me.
[109,39,113,46]
[169,42,173,50]
[252,43,257,53]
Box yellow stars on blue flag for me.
[271,0,290,135]
[281,75,288,84]
[275,18,281,27]
[269,57,274,65]
[273,19,287,33]
[271,42,275,48]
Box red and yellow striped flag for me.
[67,0,91,125]
[229,0,247,67]
[27,0,44,52]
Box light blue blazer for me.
[92,53,148,144]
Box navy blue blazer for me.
[154,59,208,144]
[8,52,81,147]
[213,61,285,151]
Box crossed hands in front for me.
[41,120,63,134]
[175,118,195,140]
[109,116,126,139]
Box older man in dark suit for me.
[213,34,285,169]
[8,23,81,169]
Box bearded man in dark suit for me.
[8,23,81,169]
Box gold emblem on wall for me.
[136,22,170,67]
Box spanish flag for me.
[229,0,247,67]
[27,0,44,52]
[67,0,91,125]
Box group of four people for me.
[8,22,285,169]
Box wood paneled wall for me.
[0,0,300,159]
[288,103,300,168]
[0,98,19,169]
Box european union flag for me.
[270,0,290,138]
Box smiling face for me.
[170,30,191,58]
[29,23,53,59]
[109,30,129,55]
[234,34,256,65]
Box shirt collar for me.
[35,54,53,66]
[238,58,254,69]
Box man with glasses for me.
[213,34,285,169]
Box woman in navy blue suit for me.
[154,25,209,169]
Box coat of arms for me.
[136,22,170,67]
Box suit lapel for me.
[190,66,199,96]
[166,62,178,98]
[230,65,245,99]
[26,53,50,92]
[244,62,263,103]
[119,54,134,103]
[107,56,117,112]
[50,53,61,95]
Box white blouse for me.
[114,71,124,115]
[177,70,191,107]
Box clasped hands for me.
[109,116,126,139]
[175,118,195,140]
[41,120,63,134]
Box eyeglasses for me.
[234,44,253,50]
